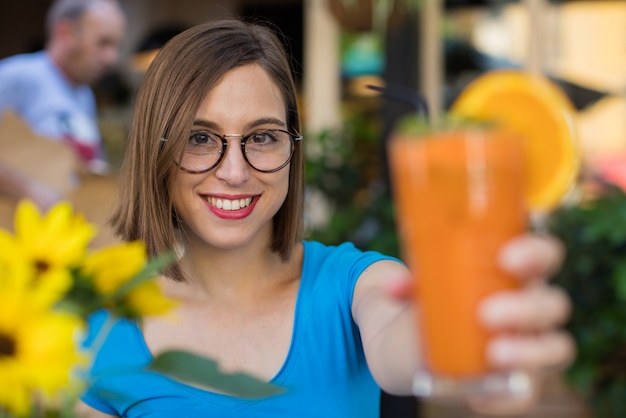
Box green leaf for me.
[549,187,626,417]
[148,350,286,398]
[112,250,177,300]
[613,262,626,302]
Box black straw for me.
[366,84,430,119]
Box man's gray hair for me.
[45,0,120,36]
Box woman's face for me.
[169,63,290,252]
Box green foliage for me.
[549,186,626,417]
[394,113,496,136]
[149,351,286,398]
[304,105,400,258]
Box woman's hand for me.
[384,233,575,414]
[469,233,575,414]
[481,233,574,372]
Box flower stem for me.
[85,313,117,370]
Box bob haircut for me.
[110,19,304,281]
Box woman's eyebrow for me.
[191,120,220,130]
[191,118,286,131]
[245,117,286,130]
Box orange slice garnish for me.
[450,70,579,211]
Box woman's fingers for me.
[499,233,565,281]
[487,331,576,371]
[479,284,572,331]
[479,270,576,372]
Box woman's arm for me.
[352,234,575,399]
[352,259,419,395]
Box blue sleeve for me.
[302,241,402,323]
[331,241,401,309]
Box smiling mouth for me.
[205,196,254,211]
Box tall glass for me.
[388,127,532,401]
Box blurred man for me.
[0,0,126,208]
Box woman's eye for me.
[250,131,275,144]
[189,132,215,146]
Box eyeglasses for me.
[162,129,302,174]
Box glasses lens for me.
[179,131,223,172]
[244,130,294,172]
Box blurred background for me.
[1,1,625,417]
[1,0,624,173]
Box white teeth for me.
[208,197,253,211]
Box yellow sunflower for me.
[82,241,147,295]
[82,241,177,317]
[14,200,96,266]
[0,263,86,417]
[5,201,97,308]
[126,281,178,316]
[0,232,70,312]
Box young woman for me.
[78,19,573,417]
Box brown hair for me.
[110,19,304,281]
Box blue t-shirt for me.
[80,241,400,417]
[0,51,103,162]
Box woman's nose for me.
[213,140,250,185]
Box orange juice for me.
[389,129,527,377]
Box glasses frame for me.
[161,129,303,174]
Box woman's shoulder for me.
[301,240,401,278]
[302,240,368,255]
[302,239,356,253]
[302,240,397,261]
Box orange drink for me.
[383,69,579,400]
[388,128,528,398]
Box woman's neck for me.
[163,240,302,304]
